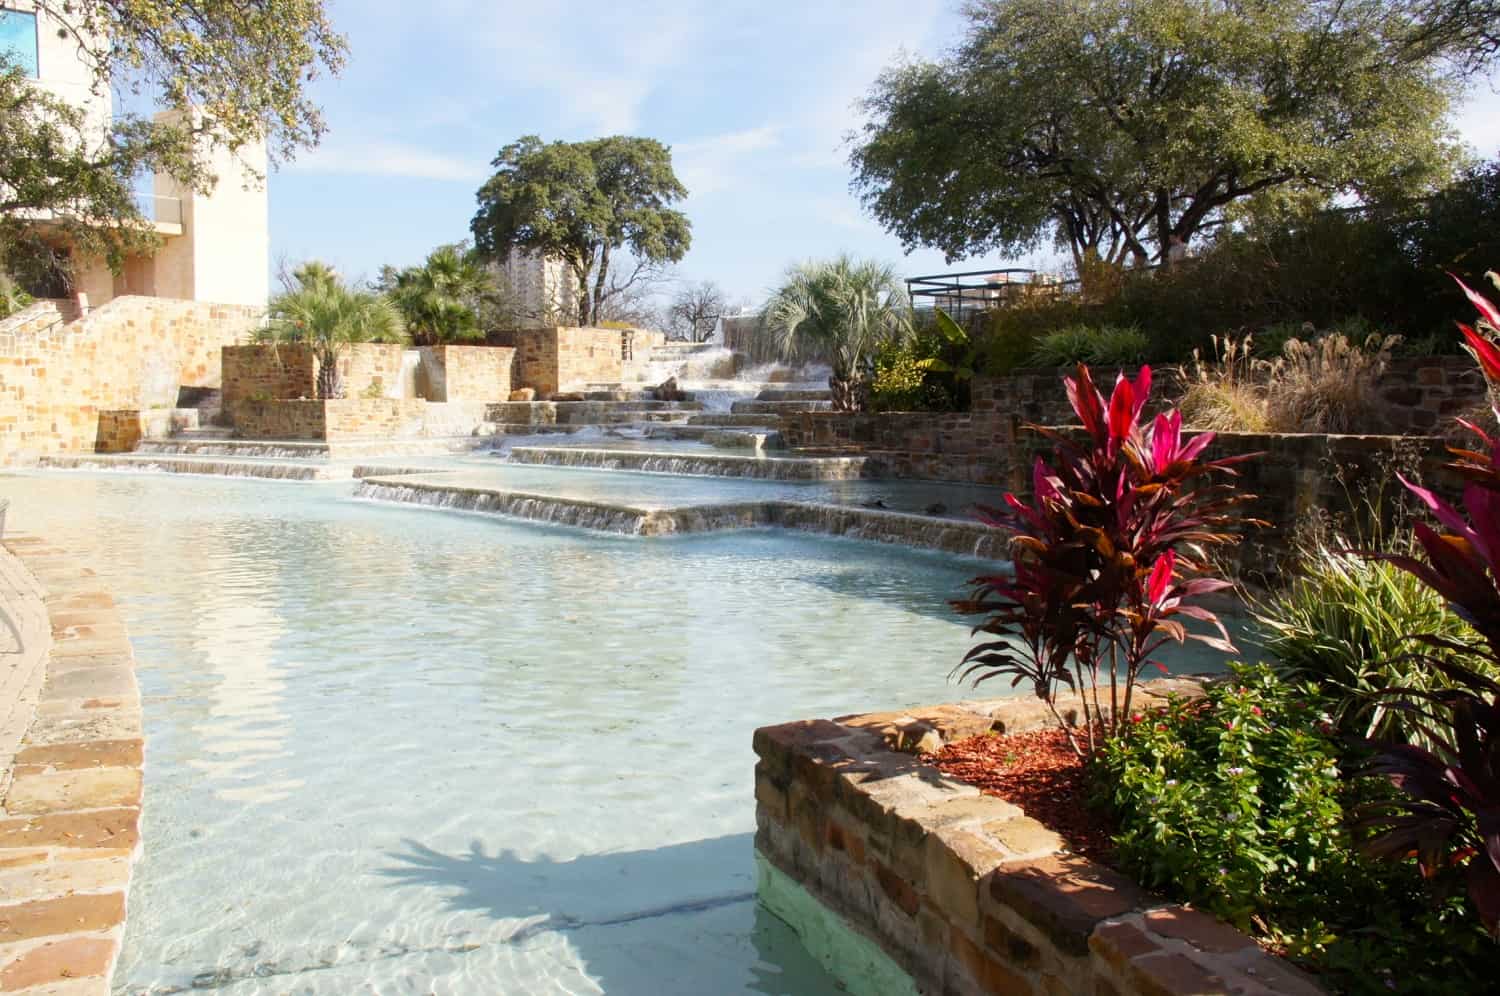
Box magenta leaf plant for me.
[953,364,1259,755]
[1356,273,1500,935]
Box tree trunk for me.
[317,348,343,399]
[829,375,869,413]
[591,242,611,328]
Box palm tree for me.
[386,244,494,346]
[260,261,406,399]
[762,256,913,411]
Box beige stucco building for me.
[2,1,269,308]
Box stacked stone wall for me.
[416,345,515,401]
[784,373,1461,575]
[233,399,486,441]
[222,344,317,406]
[493,327,658,395]
[0,297,262,465]
[754,689,1323,996]
[971,358,1486,435]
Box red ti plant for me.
[952,364,1258,755]
[1356,273,1500,934]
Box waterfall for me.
[503,445,874,481]
[355,478,1005,559]
[38,454,336,480]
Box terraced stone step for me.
[136,437,482,459]
[754,389,831,402]
[484,400,705,426]
[39,454,342,481]
[730,400,834,414]
[505,446,876,481]
[688,413,783,427]
[644,425,784,450]
[355,476,1005,558]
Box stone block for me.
[925,827,1006,928]
[947,924,1032,996]
[0,936,116,990]
[1142,907,1255,955]
[0,893,125,943]
[988,856,1147,956]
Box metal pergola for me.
[905,267,1078,322]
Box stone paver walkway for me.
[0,536,142,996]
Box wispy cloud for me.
[290,140,485,182]
[673,126,781,197]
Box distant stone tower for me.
[499,250,580,328]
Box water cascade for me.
[355,477,1007,559]
[503,446,876,481]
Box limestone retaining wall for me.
[754,687,1323,996]
[0,297,263,465]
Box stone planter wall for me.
[754,686,1323,996]
[233,398,486,441]
[221,344,317,406]
[415,345,515,402]
[493,326,664,395]
[221,343,404,409]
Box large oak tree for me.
[851,0,1473,270]
[470,135,691,327]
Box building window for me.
[0,9,38,78]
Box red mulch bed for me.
[926,727,1118,863]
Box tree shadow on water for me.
[379,833,844,995]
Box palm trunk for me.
[318,347,343,399]
[829,375,869,412]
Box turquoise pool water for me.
[0,472,1238,994]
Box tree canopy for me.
[28,1,345,168]
[261,261,405,399]
[851,0,1473,269]
[763,256,912,412]
[383,243,497,346]
[470,135,691,327]
[1,2,344,290]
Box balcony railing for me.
[133,192,183,227]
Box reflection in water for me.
[187,594,299,803]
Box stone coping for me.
[753,682,1325,996]
[0,536,143,996]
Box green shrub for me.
[976,298,1089,373]
[0,274,32,320]
[870,333,959,411]
[1027,324,1148,367]
[1098,664,1490,993]
[1253,536,1479,743]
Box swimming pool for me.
[0,471,1236,994]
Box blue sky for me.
[269,0,1500,307]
